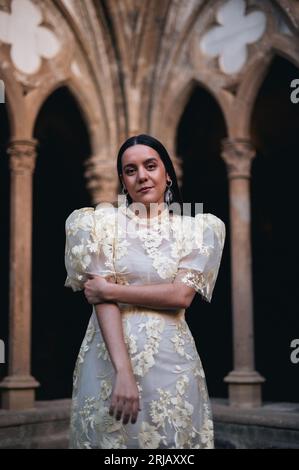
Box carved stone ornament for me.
[8,139,37,174]
[0,0,60,75]
[221,138,256,179]
[200,0,266,75]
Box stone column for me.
[0,139,40,409]
[84,155,118,204]
[221,138,265,408]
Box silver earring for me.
[122,185,129,207]
[165,180,173,206]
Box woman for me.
[64,134,225,449]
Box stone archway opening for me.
[251,55,299,403]
[176,85,231,399]
[0,101,10,383]
[32,86,92,400]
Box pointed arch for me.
[28,77,106,156]
[234,37,299,137]
[152,77,229,158]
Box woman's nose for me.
[137,167,148,181]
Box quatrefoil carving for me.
[200,0,266,74]
[0,0,60,74]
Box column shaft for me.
[0,139,40,409]
[221,138,265,408]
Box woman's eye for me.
[126,165,155,174]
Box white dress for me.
[64,202,225,449]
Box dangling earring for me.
[165,180,173,206]
[122,185,129,207]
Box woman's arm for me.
[106,282,196,309]
[84,275,196,309]
[94,302,140,425]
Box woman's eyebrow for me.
[123,158,157,169]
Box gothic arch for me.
[28,77,107,158]
[233,37,299,137]
[152,77,229,159]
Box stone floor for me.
[212,399,299,449]
[0,398,299,448]
[0,399,71,449]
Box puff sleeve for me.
[173,213,226,302]
[64,206,116,292]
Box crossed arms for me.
[82,276,197,425]
[83,275,197,310]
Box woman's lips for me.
[138,187,153,193]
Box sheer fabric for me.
[64,202,225,448]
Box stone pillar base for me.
[224,370,265,408]
[0,375,40,410]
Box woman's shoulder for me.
[94,202,117,217]
[65,207,95,234]
[198,212,225,231]
[66,203,116,221]
[65,204,119,247]
[196,212,226,246]
[180,211,224,226]
[179,212,225,243]
[66,203,118,233]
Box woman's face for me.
[120,144,170,207]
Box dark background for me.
[0,55,298,402]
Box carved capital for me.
[84,156,117,203]
[8,139,38,174]
[221,138,256,179]
[84,156,116,184]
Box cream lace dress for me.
[64,202,225,449]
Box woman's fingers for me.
[123,397,140,425]
[109,373,141,425]
[122,399,132,425]
[131,398,141,424]
[109,393,118,417]
[115,408,123,421]
[115,398,124,421]
[109,397,140,425]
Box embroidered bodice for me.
[64,202,225,304]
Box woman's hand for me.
[84,274,114,304]
[109,369,141,425]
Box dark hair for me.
[116,134,183,208]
